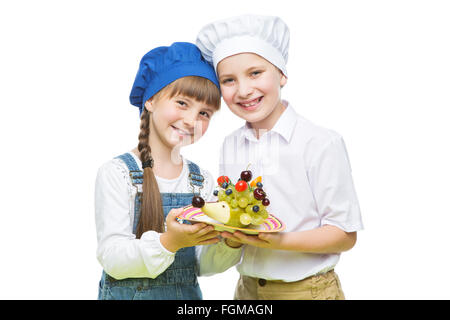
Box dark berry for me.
[192,196,205,208]
[256,182,263,188]
[252,205,260,212]
[240,170,253,182]
[221,182,229,189]
[253,188,266,200]
[262,198,270,206]
[213,190,219,196]
[225,189,233,195]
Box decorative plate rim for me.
[178,204,286,234]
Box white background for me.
[0,0,449,299]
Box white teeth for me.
[240,97,261,107]
[173,126,191,136]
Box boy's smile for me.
[217,53,287,131]
[237,96,264,110]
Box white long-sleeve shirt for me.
[95,151,242,280]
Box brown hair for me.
[135,76,221,238]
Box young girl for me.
[95,42,240,300]
[196,15,364,300]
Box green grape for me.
[245,205,253,214]
[218,189,227,201]
[254,200,263,207]
[251,214,265,225]
[248,192,256,204]
[225,195,233,203]
[230,206,242,215]
[230,199,238,208]
[237,188,250,198]
[238,197,248,208]
[259,208,269,220]
[228,207,245,228]
[240,213,252,225]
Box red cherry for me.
[262,198,270,206]
[235,180,248,192]
[192,196,205,208]
[253,188,266,200]
[240,170,252,182]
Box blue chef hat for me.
[129,42,220,114]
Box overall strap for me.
[187,161,204,194]
[115,153,143,185]
[115,153,143,235]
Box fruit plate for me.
[178,205,286,235]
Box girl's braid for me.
[135,108,165,237]
[138,109,152,164]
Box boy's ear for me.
[280,74,287,88]
[144,99,154,112]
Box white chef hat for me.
[196,14,290,77]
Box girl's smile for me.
[170,125,193,138]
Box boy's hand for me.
[221,231,283,249]
[223,226,357,253]
[160,208,220,253]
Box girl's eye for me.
[176,100,187,107]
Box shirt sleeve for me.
[307,136,364,232]
[195,240,243,276]
[193,144,243,276]
[95,161,175,280]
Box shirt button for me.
[258,279,267,286]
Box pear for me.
[201,201,230,224]
[202,201,246,227]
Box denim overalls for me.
[98,153,204,300]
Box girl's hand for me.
[160,208,220,253]
[221,231,283,250]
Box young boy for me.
[196,15,363,300]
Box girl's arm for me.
[195,239,243,276]
[222,225,356,253]
[95,162,218,280]
[95,162,176,280]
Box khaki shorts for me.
[234,270,345,300]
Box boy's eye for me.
[251,70,262,77]
[221,78,234,85]
[199,111,211,118]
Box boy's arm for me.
[221,225,356,253]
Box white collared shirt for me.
[219,100,363,281]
